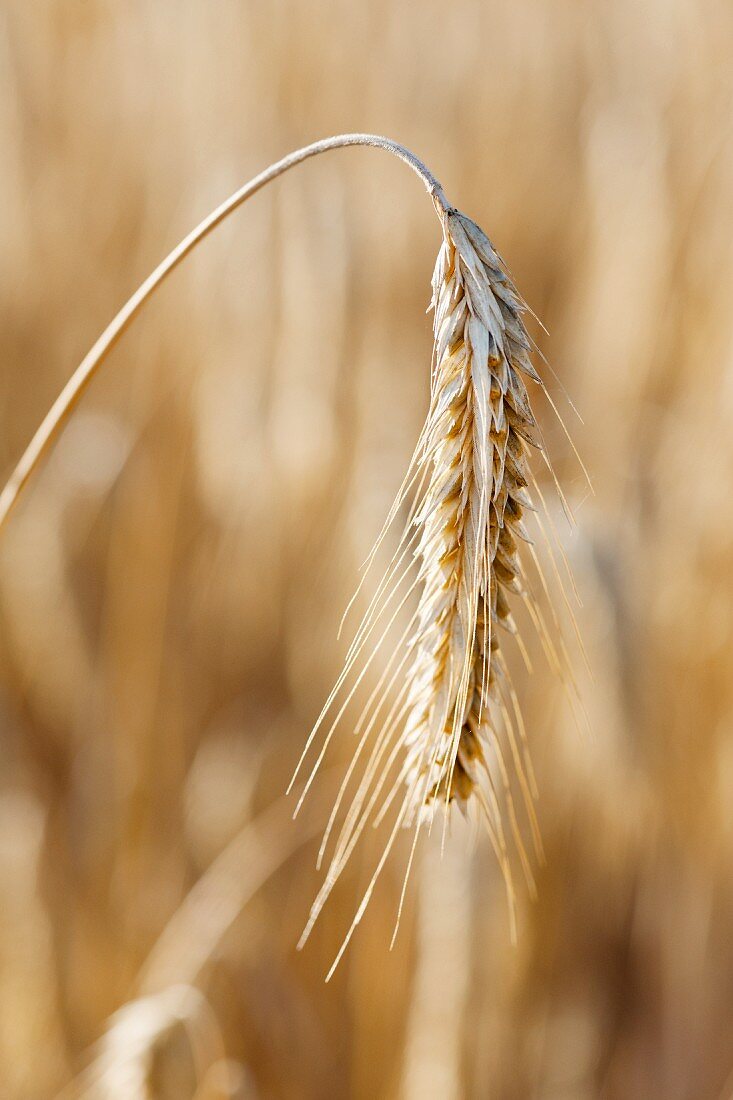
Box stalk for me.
[0,135,448,531]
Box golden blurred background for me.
[1,2,733,1097]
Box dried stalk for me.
[0,135,447,532]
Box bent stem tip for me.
[0,134,449,533]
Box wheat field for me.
[1,3,733,1098]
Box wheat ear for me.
[296,207,559,977]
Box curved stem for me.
[0,134,449,532]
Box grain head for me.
[295,203,559,973]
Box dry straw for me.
[0,134,580,973]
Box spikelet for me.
[293,203,557,975]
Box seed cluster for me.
[298,207,549,971]
[403,210,542,820]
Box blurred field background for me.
[1,2,733,1097]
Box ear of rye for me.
[300,206,550,962]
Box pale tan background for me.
[1,2,733,1098]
